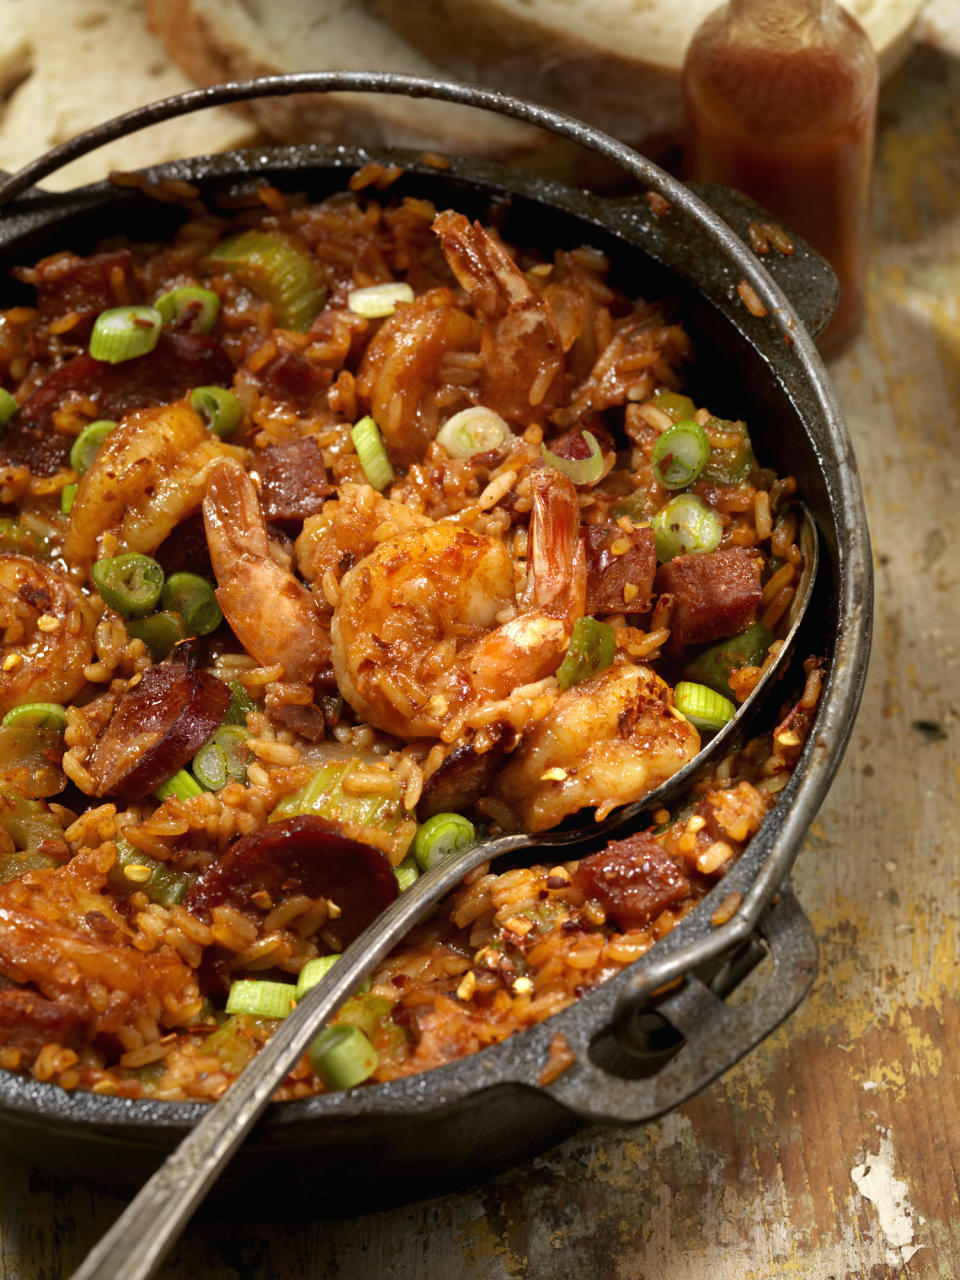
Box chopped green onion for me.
[651,493,723,562]
[108,836,191,906]
[60,483,78,515]
[125,610,187,662]
[226,978,295,1020]
[309,1024,378,1091]
[555,616,617,691]
[683,622,775,699]
[394,853,419,892]
[540,430,604,486]
[436,406,510,458]
[652,389,697,422]
[89,306,162,363]
[347,281,414,317]
[213,725,250,781]
[154,769,204,803]
[224,679,257,727]
[160,571,223,636]
[0,387,17,428]
[191,738,227,792]
[190,385,242,439]
[700,417,755,485]
[69,419,116,474]
[412,812,476,873]
[2,702,67,732]
[295,955,371,1000]
[674,681,736,732]
[351,415,395,491]
[191,725,250,792]
[652,420,710,490]
[204,230,326,331]
[295,955,340,999]
[91,553,164,618]
[154,286,221,334]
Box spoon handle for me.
[68,835,522,1280]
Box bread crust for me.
[144,0,543,156]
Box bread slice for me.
[143,0,542,157]
[373,0,926,156]
[0,0,260,191]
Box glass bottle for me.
[682,0,878,358]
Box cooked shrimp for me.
[203,457,329,683]
[295,482,431,607]
[64,400,244,572]
[433,211,566,424]
[355,287,481,469]
[0,555,97,715]
[331,469,586,739]
[493,660,702,832]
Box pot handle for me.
[542,880,817,1125]
[0,72,829,359]
[686,182,838,339]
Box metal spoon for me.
[69,508,816,1280]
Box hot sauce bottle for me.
[682,0,878,357]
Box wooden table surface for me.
[3,15,960,1280]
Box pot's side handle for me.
[602,182,839,341]
[688,182,839,340]
[543,881,817,1125]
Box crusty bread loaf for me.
[0,0,260,190]
[373,0,926,155]
[143,0,542,157]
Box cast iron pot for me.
[0,73,872,1213]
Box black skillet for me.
[0,73,872,1214]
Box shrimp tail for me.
[203,458,329,684]
[522,468,587,625]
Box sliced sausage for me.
[1,330,234,475]
[0,985,84,1063]
[255,438,331,530]
[251,347,328,410]
[416,734,508,822]
[583,522,657,614]
[34,249,141,340]
[654,547,762,653]
[184,814,398,947]
[572,831,690,931]
[86,643,230,800]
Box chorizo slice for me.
[255,438,331,530]
[1,330,234,475]
[572,832,690,931]
[654,546,762,653]
[583,522,657,614]
[184,814,398,948]
[0,985,84,1063]
[34,249,141,339]
[86,644,230,800]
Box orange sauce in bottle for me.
[682,0,878,357]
